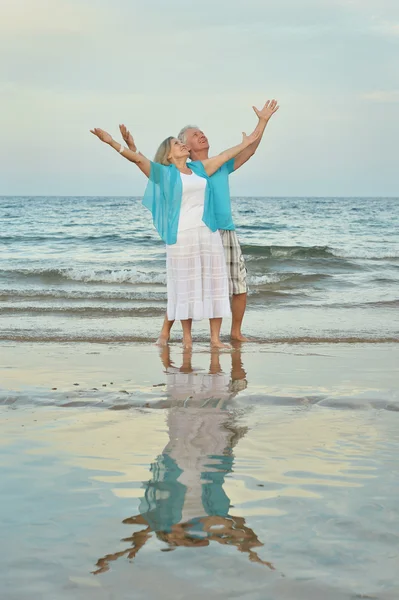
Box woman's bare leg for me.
[181,319,193,349]
[209,318,230,349]
[156,314,174,346]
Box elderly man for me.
[122,99,279,344]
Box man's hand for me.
[119,124,137,152]
[252,99,279,122]
[231,99,279,171]
[241,128,261,148]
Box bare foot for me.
[155,335,169,347]
[230,333,251,342]
[211,340,231,350]
[182,337,193,350]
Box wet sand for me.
[1,342,399,600]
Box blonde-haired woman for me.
[90,125,259,348]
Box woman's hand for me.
[119,124,137,152]
[241,129,261,148]
[90,126,150,178]
[90,128,113,144]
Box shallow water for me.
[1,343,399,599]
[1,196,399,343]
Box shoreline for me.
[2,341,398,410]
[1,335,398,344]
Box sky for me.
[0,0,398,196]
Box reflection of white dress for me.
[163,368,245,523]
[166,172,230,321]
[165,370,233,406]
[166,407,231,523]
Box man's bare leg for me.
[156,314,174,346]
[210,318,230,349]
[231,293,250,342]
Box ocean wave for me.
[0,305,165,317]
[334,250,399,260]
[242,244,399,261]
[0,267,167,285]
[238,223,289,231]
[13,270,321,292]
[361,299,399,308]
[242,244,336,259]
[0,289,166,301]
[0,233,162,245]
[248,272,330,287]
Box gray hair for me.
[177,125,200,144]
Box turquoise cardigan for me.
[139,452,233,533]
[142,161,218,245]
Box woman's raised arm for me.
[90,128,151,178]
[201,129,261,177]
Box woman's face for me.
[168,138,189,162]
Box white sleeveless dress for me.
[166,172,230,321]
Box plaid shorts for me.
[219,230,248,296]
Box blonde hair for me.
[154,136,174,165]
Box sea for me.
[2,195,399,600]
[1,195,398,343]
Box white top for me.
[178,172,207,232]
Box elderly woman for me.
[91,126,259,348]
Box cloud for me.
[362,90,399,102]
[371,20,399,36]
[1,0,398,195]
[0,0,110,35]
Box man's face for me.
[184,128,210,153]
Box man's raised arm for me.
[233,99,279,171]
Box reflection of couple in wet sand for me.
[93,349,274,574]
[91,99,279,348]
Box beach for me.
[3,0,399,594]
[1,341,399,600]
[1,194,399,599]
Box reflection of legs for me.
[93,515,152,575]
[231,348,246,381]
[231,293,249,342]
[160,343,172,370]
[157,314,174,346]
[202,515,275,569]
[210,318,230,349]
[209,351,222,374]
[180,347,193,373]
[181,319,192,349]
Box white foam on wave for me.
[3,266,167,285]
[248,273,287,285]
[332,248,399,260]
[62,267,166,284]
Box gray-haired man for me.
[155,100,279,344]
